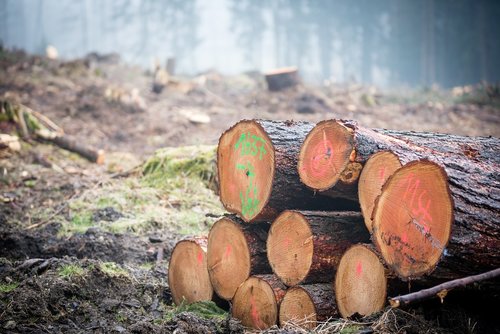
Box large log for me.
[333,122,500,282]
[334,244,387,318]
[207,216,271,300]
[266,210,369,286]
[279,284,337,329]
[231,274,287,330]
[168,237,213,305]
[218,119,354,222]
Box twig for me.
[389,267,500,307]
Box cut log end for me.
[372,160,453,278]
[267,211,313,286]
[279,284,336,329]
[218,120,275,222]
[335,244,387,318]
[279,287,317,329]
[264,67,299,91]
[168,238,213,305]
[358,151,401,232]
[232,275,286,330]
[207,217,251,300]
[298,120,354,191]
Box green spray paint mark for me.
[234,133,267,160]
[234,131,269,219]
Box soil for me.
[1,48,499,333]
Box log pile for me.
[167,119,500,330]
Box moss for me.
[0,282,18,293]
[58,264,85,279]
[142,145,217,191]
[340,325,362,334]
[58,212,94,236]
[164,300,227,322]
[99,262,129,278]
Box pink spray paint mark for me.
[283,237,291,248]
[309,139,334,178]
[197,251,203,265]
[250,295,264,328]
[356,261,363,277]
[401,232,408,244]
[224,245,232,259]
[379,166,386,181]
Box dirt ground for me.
[1,48,499,333]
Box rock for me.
[114,325,126,333]
[93,207,124,222]
[3,320,16,329]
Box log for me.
[264,67,300,91]
[207,216,271,300]
[334,244,387,318]
[389,267,500,308]
[168,237,214,305]
[278,284,337,329]
[231,274,287,329]
[217,119,354,222]
[46,134,105,164]
[358,151,402,232]
[302,119,500,282]
[267,210,369,286]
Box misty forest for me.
[0,1,499,334]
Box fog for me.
[1,0,499,87]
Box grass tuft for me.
[0,282,19,293]
[99,262,129,278]
[164,300,227,322]
[58,264,85,279]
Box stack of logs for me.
[168,119,500,330]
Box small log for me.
[231,274,286,329]
[264,67,300,91]
[46,134,105,164]
[207,216,271,300]
[168,237,214,305]
[334,244,387,318]
[267,210,369,286]
[279,284,337,329]
[390,267,500,308]
[218,119,352,222]
[358,151,402,232]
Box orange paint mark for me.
[224,244,232,259]
[197,251,203,265]
[403,173,433,234]
[356,261,363,276]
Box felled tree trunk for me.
[333,121,500,283]
[231,274,287,330]
[218,120,355,222]
[207,216,271,300]
[334,244,387,318]
[279,284,337,329]
[168,237,214,305]
[264,67,300,91]
[267,210,369,286]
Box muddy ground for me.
[1,48,499,333]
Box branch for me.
[390,268,500,308]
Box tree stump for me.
[266,210,369,286]
[358,151,402,232]
[168,237,213,305]
[264,67,300,91]
[279,284,337,329]
[231,274,287,330]
[207,216,271,300]
[218,119,350,222]
[335,244,387,318]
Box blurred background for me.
[2,0,500,87]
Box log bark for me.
[265,67,300,91]
[207,216,271,300]
[168,237,214,305]
[231,274,287,330]
[279,284,337,329]
[218,119,356,222]
[47,134,105,164]
[335,244,387,318]
[267,210,369,286]
[333,120,500,282]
